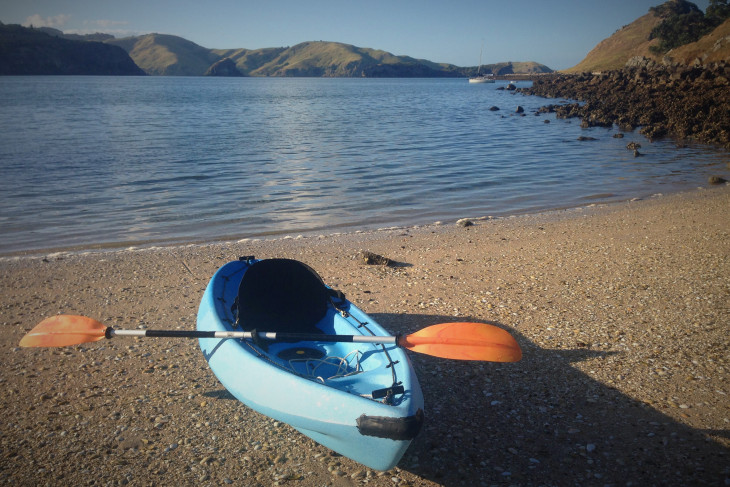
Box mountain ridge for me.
[108,34,552,77]
[0,21,554,77]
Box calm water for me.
[0,76,727,256]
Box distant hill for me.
[0,21,553,77]
[107,35,552,77]
[0,22,145,75]
[219,41,458,77]
[37,26,115,43]
[106,33,220,76]
[565,1,730,73]
[488,61,554,75]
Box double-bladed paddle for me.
[19,314,522,362]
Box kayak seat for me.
[236,258,330,334]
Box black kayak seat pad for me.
[237,258,331,334]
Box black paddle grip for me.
[144,330,218,338]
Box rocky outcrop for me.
[521,62,730,148]
[204,58,244,76]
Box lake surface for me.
[0,76,727,256]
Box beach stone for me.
[457,218,474,227]
[119,437,143,450]
[359,250,392,266]
[708,176,727,184]
[274,454,287,464]
[489,106,500,111]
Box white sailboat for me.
[469,45,495,83]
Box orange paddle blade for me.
[19,315,108,348]
[399,322,522,362]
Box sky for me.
[2,0,712,71]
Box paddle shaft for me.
[109,328,398,344]
[21,316,521,361]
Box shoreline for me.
[0,194,657,260]
[1,185,728,486]
[2,184,726,261]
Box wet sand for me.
[1,186,728,486]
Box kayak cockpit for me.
[197,258,424,470]
[212,257,410,405]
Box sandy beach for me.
[1,186,728,486]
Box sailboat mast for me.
[477,44,483,76]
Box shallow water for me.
[0,76,727,255]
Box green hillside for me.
[565,13,664,73]
[668,17,730,64]
[240,41,457,77]
[0,22,144,75]
[565,0,730,73]
[107,33,220,76]
[211,47,287,75]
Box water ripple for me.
[0,77,727,255]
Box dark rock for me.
[489,106,500,111]
[613,133,625,138]
[518,64,730,149]
[516,106,524,113]
[640,124,668,140]
[634,149,643,157]
[626,142,641,150]
[708,176,727,184]
[577,136,597,141]
[359,251,392,266]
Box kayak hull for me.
[197,259,424,471]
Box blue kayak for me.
[197,257,424,471]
